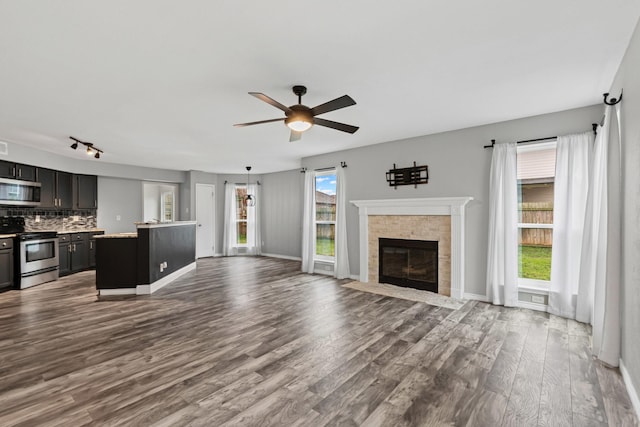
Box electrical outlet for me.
[531,295,545,304]
[116,215,121,221]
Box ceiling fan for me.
[234,85,358,142]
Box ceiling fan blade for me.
[249,92,291,112]
[289,130,302,142]
[310,95,356,116]
[313,117,359,134]
[233,118,285,127]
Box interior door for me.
[195,183,215,258]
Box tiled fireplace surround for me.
[351,197,473,299]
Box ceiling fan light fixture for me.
[286,117,313,132]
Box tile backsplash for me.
[0,209,98,232]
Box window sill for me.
[314,258,335,264]
[518,278,550,295]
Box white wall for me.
[97,177,143,233]
[610,16,640,410]
[301,104,603,296]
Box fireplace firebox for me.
[378,238,438,292]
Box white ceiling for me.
[0,1,638,174]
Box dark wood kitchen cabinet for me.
[58,235,71,276]
[59,233,93,276]
[0,160,36,181]
[0,238,13,291]
[74,174,98,209]
[36,168,73,208]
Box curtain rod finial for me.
[603,89,623,105]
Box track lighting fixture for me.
[69,136,104,159]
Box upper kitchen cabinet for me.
[36,168,73,208]
[0,160,36,181]
[74,174,97,209]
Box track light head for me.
[70,142,78,150]
[94,151,100,159]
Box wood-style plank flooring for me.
[0,257,637,426]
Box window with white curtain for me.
[517,140,556,289]
[314,169,337,262]
[234,185,248,245]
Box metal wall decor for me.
[386,162,429,188]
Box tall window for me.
[517,141,556,286]
[235,185,247,245]
[315,170,337,261]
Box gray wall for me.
[97,177,143,233]
[301,104,603,296]
[0,141,185,182]
[261,169,304,258]
[0,141,186,234]
[611,16,640,404]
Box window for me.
[315,170,337,261]
[517,141,556,288]
[235,185,247,245]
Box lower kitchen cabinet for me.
[89,231,104,268]
[0,238,13,291]
[59,232,98,277]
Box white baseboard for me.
[136,262,196,295]
[261,253,302,261]
[313,268,334,276]
[464,292,489,302]
[620,359,640,419]
[517,300,547,312]
[99,288,137,296]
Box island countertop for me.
[134,221,197,229]
[95,232,138,239]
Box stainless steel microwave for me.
[0,177,41,206]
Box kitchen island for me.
[95,221,196,295]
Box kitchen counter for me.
[95,222,196,295]
[0,234,16,238]
[95,232,137,239]
[56,229,106,235]
[134,221,196,229]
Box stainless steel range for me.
[0,217,59,289]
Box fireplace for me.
[378,238,438,292]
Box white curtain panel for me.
[301,171,315,273]
[252,184,262,256]
[244,183,260,255]
[222,183,238,256]
[577,104,622,366]
[486,142,519,306]
[548,131,593,318]
[334,167,350,279]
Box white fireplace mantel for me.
[351,197,473,299]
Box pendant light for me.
[245,166,255,207]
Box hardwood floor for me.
[0,256,637,426]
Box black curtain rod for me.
[304,163,347,172]
[484,123,599,149]
[224,180,261,185]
